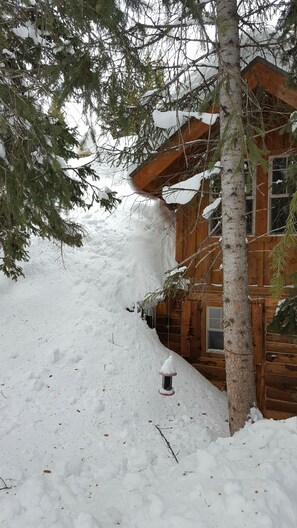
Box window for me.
[209,162,255,235]
[209,174,222,235]
[269,156,294,234]
[206,307,224,353]
[245,161,254,235]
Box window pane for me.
[273,157,287,170]
[272,158,288,195]
[210,212,222,235]
[209,309,223,330]
[209,307,222,320]
[209,203,222,235]
[209,165,254,235]
[208,330,224,350]
[209,176,222,235]
[270,197,290,233]
[244,162,253,196]
[209,317,222,329]
[272,171,287,195]
[246,198,253,235]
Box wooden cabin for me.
[131,57,297,420]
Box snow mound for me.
[0,166,228,527]
[2,165,296,528]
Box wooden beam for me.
[131,58,297,192]
[132,119,212,191]
[244,60,297,109]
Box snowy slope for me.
[1,166,297,528]
[0,166,228,528]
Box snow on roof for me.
[130,25,291,183]
[162,162,221,205]
[174,26,288,101]
[152,109,219,131]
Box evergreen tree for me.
[0,0,127,278]
[279,0,297,86]
[2,0,292,429]
[89,0,289,433]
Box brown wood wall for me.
[157,128,297,420]
[156,299,297,419]
[174,130,297,286]
[265,333,297,419]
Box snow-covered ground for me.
[1,165,297,528]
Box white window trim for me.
[206,306,224,354]
[268,155,289,235]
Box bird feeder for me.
[159,355,177,396]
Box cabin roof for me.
[131,57,297,193]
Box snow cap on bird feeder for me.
[159,355,177,396]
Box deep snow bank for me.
[1,166,296,528]
[0,168,228,527]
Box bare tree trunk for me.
[216,0,257,434]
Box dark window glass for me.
[209,164,254,235]
[270,197,290,234]
[246,198,253,235]
[207,307,224,352]
[208,330,224,350]
[269,157,291,234]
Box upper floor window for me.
[269,156,293,234]
[209,161,255,236]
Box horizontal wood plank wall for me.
[155,299,202,361]
[264,333,297,418]
[174,132,297,290]
[156,300,182,355]
[155,300,297,419]
[190,237,297,289]
[155,131,297,419]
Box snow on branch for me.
[12,22,54,48]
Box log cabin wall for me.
[156,128,297,420]
[130,59,297,420]
[156,299,297,419]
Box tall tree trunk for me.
[216,0,257,434]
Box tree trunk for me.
[216,0,257,434]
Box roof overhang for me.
[131,57,297,193]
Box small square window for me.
[207,307,224,353]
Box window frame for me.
[208,162,255,236]
[206,306,224,354]
[268,155,290,235]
